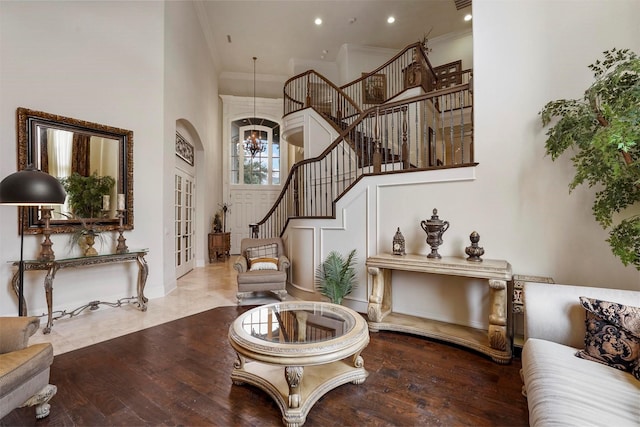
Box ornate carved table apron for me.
[228,301,369,427]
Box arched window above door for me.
[230,118,280,185]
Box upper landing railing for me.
[284,42,437,120]
[253,43,474,239]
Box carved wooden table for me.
[229,301,369,427]
[12,249,149,334]
[366,253,513,364]
[208,232,230,262]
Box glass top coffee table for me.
[228,301,370,427]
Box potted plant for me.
[60,214,103,256]
[315,249,358,304]
[212,212,223,233]
[540,48,639,269]
[59,172,115,218]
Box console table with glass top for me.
[11,249,149,334]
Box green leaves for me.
[60,172,116,218]
[608,215,640,268]
[243,159,268,184]
[314,249,358,305]
[540,49,640,269]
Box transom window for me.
[230,118,280,185]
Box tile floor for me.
[29,258,283,355]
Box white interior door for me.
[228,188,280,253]
[175,168,195,278]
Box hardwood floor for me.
[2,305,529,426]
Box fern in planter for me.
[59,172,115,218]
[60,213,105,255]
[315,249,358,305]
[540,48,640,269]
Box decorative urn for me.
[420,208,450,259]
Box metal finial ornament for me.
[465,231,484,262]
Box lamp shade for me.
[0,165,66,205]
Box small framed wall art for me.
[362,73,387,104]
[176,131,194,166]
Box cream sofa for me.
[521,282,640,426]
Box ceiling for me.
[196,0,472,96]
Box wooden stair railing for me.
[282,43,472,174]
[252,84,474,239]
[284,70,361,124]
[284,42,437,118]
[339,42,436,109]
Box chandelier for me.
[245,56,266,158]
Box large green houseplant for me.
[315,249,358,304]
[540,48,640,269]
[59,172,115,218]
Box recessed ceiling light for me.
[315,18,322,25]
[387,16,395,24]
[464,14,472,21]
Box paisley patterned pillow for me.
[579,296,640,336]
[575,297,640,380]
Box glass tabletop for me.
[238,302,356,345]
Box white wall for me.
[336,44,398,85]
[427,30,473,71]
[164,1,220,279]
[288,58,339,83]
[0,1,164,316]
[0,0,220,316]
[473,0,639,288]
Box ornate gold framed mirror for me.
[17,107,134,234]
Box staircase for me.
[252,42,474,239]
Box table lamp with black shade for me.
[0,165,66,315]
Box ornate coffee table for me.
[228,301,369,427]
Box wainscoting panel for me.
[283,167,477,316]
[287,226,316,296]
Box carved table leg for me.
[11,270,27,315]
[351,350,367,384]
[285,366,304,409]
[367,267,392,325]
[43,266,58,334]
[136,254,149,311]
[232,353,246,385]
[488,279,509,358]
